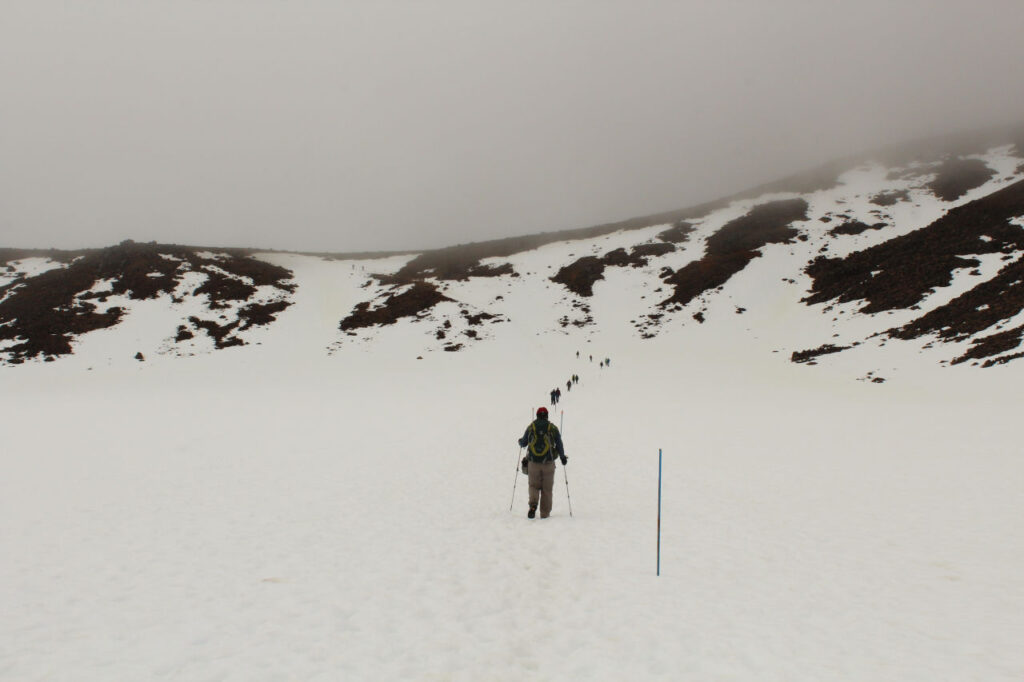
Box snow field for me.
[3,315,1024,681]
[5,150,1024,680]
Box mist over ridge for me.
[3,1,1024,253]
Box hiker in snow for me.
[566,380,572,392]
[518,406,566,519]
[554,387,561,404]
[550,389,557,405]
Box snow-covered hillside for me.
[4,129,1024,372]
[2,129,1023,680]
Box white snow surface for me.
[3,239,1024,681]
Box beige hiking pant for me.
[527,459,556,518]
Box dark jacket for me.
[518,418,565,462]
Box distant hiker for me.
[589,355,592,362]
[600,361,604,368]
[517,406,566,519]
[566,380,572,392]
[576,351,580,358]
[550,389,557,405]
[606,357,610,367]
[555,387,561,403]
[572,374,578,385]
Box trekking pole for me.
[509,446,524,512]
[657,448,662,576]
[559,409,573,517]
[563,465,573,517]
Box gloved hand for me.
[518,438,527,448]
[560,454,568,465]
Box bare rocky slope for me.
[3,123,1024,368]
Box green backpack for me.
[528,421,558,459]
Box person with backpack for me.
[517,407,567,519]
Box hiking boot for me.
[528,507,536,519]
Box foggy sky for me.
[3,1,1024,253]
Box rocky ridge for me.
[4,123,1024,369]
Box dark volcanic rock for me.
[602,248,632,267]
[950,325,1024,366]
[660,199,808,308]
[0,241,294,363]
[339,281,451,331]
[657,222,696,244]
[927,158,995,202]
[791,343,850,364]
[830,220,887,236]
[552,256,606,297]
[630,242,676,262]
[806,178,1024,363]
[889,259,1024,345]
[238,300,291,330]
[382,258,515,283]
[870,190,910,206]
[0,248,83,266]
[189,317,245,349]
[552,242,677,297]
[804,178,1024,315]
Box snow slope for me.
[2,237,1023,681]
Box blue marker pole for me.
[657,448,662,577]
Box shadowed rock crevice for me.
[659,199,808,308]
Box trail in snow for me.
[4,150,1024,679]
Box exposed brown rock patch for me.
[339,281,451,331]
[804,179,1024,315]
[871,190,910,206]
[552,256,605,297]
[791,343,850,364]
[0,241,294,363]
[657,222,696,244]
[830,220,887,236]
[950,324,1024,366]
[660,199,808,308]
[927,158,995,202]
[552,243,677,297]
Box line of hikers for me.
[518,352,615,519]
[549,374,580,405]
[576,350,612,367]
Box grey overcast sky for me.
[2,1,1024,253]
